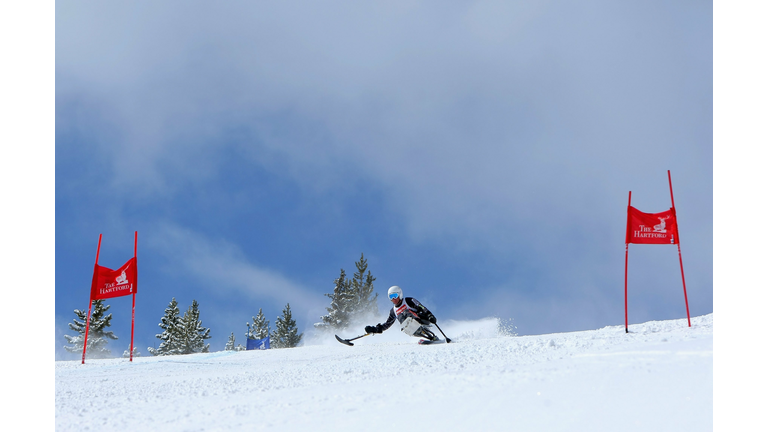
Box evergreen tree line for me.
[63,297,212,358]
[226,303,303,351]
[63,297,304,358]
[63,253,376,358]
[147,298,211,356]
[315,253,378,331]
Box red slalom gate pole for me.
[129,231,138,362]
[624,191,631,333]
[82,234,102,364]
[668,171,691,327]
[624,243,629,333]
[677,243,691,327]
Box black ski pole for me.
[335,332,372,346]
[434,323,452,343]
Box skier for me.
[364,286,439,342]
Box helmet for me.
[387,285,403,300]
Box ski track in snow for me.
[55,315,713,432]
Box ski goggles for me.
[388,292,400,300]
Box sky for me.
[48,1,717,359]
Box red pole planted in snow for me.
[130,231,137,362]
[625,192,631,334]
[677,243,691,327]
[82,234,102,364]
[668,171,691,327]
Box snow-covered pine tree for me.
[147,297,182,356]
[225,332,236,351]
[63,299,118,359]
[246,308,270,340]
[316,255,379,331]
[272,303,303,348]
[176,299,211,354]
[226,333,246,351]
[122,347,141,358]
[351,253,378,317]
[315,268,354,330]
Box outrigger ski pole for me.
[434,323,452,343]
[335,332,373,346]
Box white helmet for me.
[387,285,403,300]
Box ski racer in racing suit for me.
[364,286,439,341]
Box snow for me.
[55,314,712,431]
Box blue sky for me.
[51,1,713,359]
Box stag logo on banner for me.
[99,264,134,297]
[115,269,129,285]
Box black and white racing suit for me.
[374,297,434,336]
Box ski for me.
[335,333,372,346]
[335,335,354,346]
[418,338,446,345]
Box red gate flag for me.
[90,257,137,300]
[625,206,679,245]
[83,232,139,364]
[623,170,691,333]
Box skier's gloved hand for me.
[365,325,382,334]
[419,308,437,324]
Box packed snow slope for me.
[55,315,712,432]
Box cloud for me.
[57,1,711,247]
[56,1,712,335]
[146,222,326,314]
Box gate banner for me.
[623,171,691,332]
[246,336,270,350]
[625,206,679,245]
[90,257,138,300]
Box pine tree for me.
[64,299,118,359]
[122,347,141,358]
[225,332,236,351]
[147,297,182,356]
[351,253,378,317]
[272,303,303,348]
[316,254,379,330]
[228,331,246,351]
[316,268,354,330]
[225,333,246,351]
[246,308,270,340]
[176,300,211,354]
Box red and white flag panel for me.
[625,206,679,245]
[90,257,138,300]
